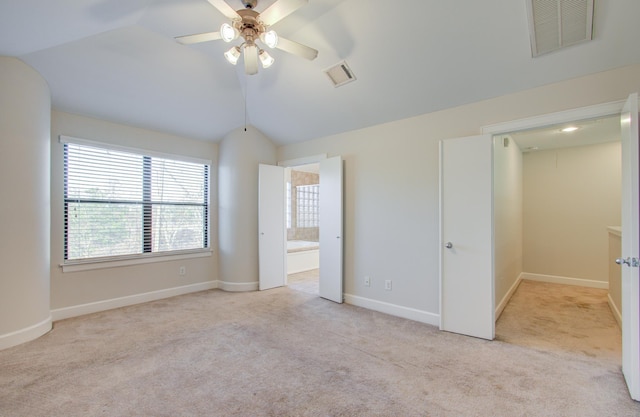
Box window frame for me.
[59,135,212,272]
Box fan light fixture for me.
[224,46,241,65]
[175,0,318,75]
[220,23,238,42]
[259,49,275,68]
[263,30,278,48]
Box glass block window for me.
[296,184,319,228]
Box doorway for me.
[259,156,344,303]
[286,163,321,296]
[493,115,622,360]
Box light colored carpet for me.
[1,283,638,416]
[496,280,621,364]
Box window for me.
[296,184,319,228]
[62,137,210,262]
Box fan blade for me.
[207,0,240,20]
[175,31,222,45]
[276,36,318,60]
[244,44,259,75]
[259,0,308,26]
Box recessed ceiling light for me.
[561,126,579,132]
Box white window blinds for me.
[62,137,210,262]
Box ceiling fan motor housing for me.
[235,9,265,45]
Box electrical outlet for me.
[179,266,186,276]
[364,276,370,287]
[384,280,392,291]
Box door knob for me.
[617,257,640,267]
[445,242,453,249]
[616,257,630,266]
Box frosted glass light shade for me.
[264,30,278,48]
[259,49,275,68]
[224,46,241,65]
[220,23,238,42]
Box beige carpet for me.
[1,283,638,416]
[496,280,621,364]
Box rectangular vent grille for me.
[526,0,594,56]
[324,61,356,87]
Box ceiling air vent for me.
[526,0,594,56]
[324,60,356,87]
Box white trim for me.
[59,135,212,165]
[217,281,259,292]
[438,140,444,329]
[495,273,523,321]
[278,154,327,168]
[482,100,626,135]
[344,293,440,327]
[0,316,52,351]
[522,272,608,289]
[51,281,217,321]
[61,250,212,273]
[608,293,622,328]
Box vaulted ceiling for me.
[1,0,639,145]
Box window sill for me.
[60,250,212,273]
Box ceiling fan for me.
[176,0,318,75]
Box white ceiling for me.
[1,0,639,145]
[510,115,621,152]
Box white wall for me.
[218,126,276,290]
[277,64,640,322]
[0,57,52,349]
[523,141,622,284]
[494,135,523,315]
[50,111,219,314]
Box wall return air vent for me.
[324,60,356,87]
[526,0,594,56]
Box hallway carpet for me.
[1,284,638,416]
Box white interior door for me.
[620,93,640,400]
[440,135,494,340]
[319,156,343,303]
[258,164,286,291]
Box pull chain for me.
[244,73,248,132]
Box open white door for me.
[319,156,343,303]
[620,93,640,401]
[440,135,494,340]
[258,164,286,291]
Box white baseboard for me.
[344,294,440,327]
[495,274,523,320]
[0,315,52,351]
[217,280,258,292]
[608,293,622,328]
[521,273,608,289]
[51,281,217,321]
